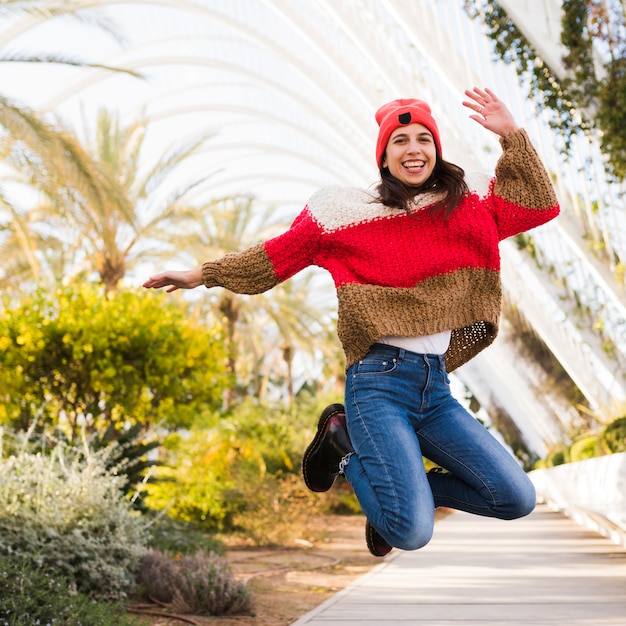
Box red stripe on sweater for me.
[265,195,558,289]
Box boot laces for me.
[338,452,353,475]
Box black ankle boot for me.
[302,403,353,492]
[365,519,393,557]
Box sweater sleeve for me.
[201,207,322,294]
[489,128,560,240]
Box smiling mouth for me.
[403,160,425,170]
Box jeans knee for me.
[498,477,536,520]
[384,518,433,551]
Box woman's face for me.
[382,123,437,187]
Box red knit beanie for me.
[375,98,442,168]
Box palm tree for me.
[1,104,214,292]
[0,1,142,292]
[182,195,337,407]
[0,97,129,291]
[64,108,215,292]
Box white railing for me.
[530,453,626,549]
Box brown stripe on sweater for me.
[495,129,558,209]
[202,242,279,294]
[336,268,501,371]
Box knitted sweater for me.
[202,129,559,372]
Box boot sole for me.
[365,519,393,557]
[302,403,345,492]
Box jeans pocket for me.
[353,354,398,377]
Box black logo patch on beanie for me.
[398,112,412,124]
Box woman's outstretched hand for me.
[142,268,203,292]
[463,87,519,137]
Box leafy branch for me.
[465,0,626,180]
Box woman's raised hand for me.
[462,87,519,137]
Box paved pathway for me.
[292,504,626,625]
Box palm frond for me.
[1,52,143,78]
[1,94,134,223]
[140,132,216,199]
[0,0,126,45]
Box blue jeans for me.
[342,343,536,551]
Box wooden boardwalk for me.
[292,504,626,625]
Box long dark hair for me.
[375,156,469,218]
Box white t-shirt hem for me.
[378,331,452,355]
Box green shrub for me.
[227,470,326,545]
[0,445,148,600]
[144,398,315,533]
[144,426,242,531]
[546,445,569,467]
[0,556,136,625]
[0,285,229,437]
[147,515,225,556]
[569,435,600,462]
[323,478,361,515]
[137,550,253,616]
[602,416,626,453]
[88,422,162,511]
[144,396,361,545]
